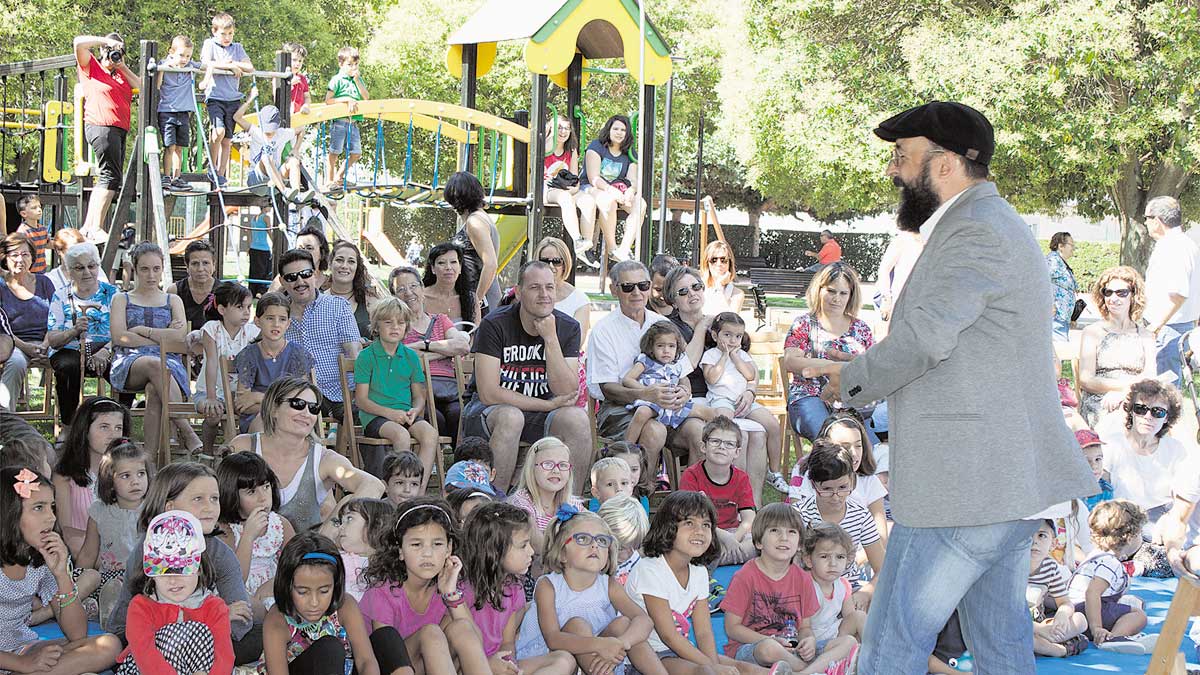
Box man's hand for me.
[651,383,687,411]
[802,362,844,404]
[531,314,558,342]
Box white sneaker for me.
[1097,635,1148,655]
[767,471,790,494]
[611,247,632,262]
[574,238,600,269]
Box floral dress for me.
[784,312,874,402]
[230,511,285,597]
[1079,328,1146,427]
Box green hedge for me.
[1039,240,1119,293]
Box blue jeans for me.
[858,520,1039,675]
[1156,321,1194,386]
[788,395,880,444]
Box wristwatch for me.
[423,339,431,351]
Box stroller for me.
[1180,329,1200,442]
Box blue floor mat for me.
[31,620,104,639]
[707,567,1193,673]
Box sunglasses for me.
[1127,402,1168,419]
[284,397,321,414]
[676,281,705,297]
[539,257,565,268]
[569,532,615,549]
[282,268,315,283]
[617,280,652,293]
[535,460,572,472]
[709,256,728,264]
[1101,288,1131,298]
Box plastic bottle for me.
[781,618,798,647]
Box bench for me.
[746,268,815,297]
[737,255,773,271]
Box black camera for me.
[103,47,125,63]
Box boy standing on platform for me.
[324,46,368,187]
[199,12,253,186]
[156,35,199,192]
[15,196,49,274]
[283,42,310,115]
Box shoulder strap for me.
[422,314,443,341]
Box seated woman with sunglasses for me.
[227,376,385,532]
[699,240,744,315]
[1078,266,1157,427]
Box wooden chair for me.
[1146,571,1200,674]
[336,354,393,472]
[420,353,450,489]
[452,354,473,440]
[217,357,240,446]
[155,336,205,467]
[777,355,807,468]
[7,358,56,427]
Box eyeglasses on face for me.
[569,532,614,549]
[676,282,705,297]
[617,280,651,293]
[283,397,321,414]
[282,268,315,283]
[536,460,572,472]
[1101,288,1131,298]
[705,438,737,450]
[814,487,853,497]
[1126,402,1168,419]
[539,257,565,268]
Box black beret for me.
[874,101,995,166]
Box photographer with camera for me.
[74,33,141,243]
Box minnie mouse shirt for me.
[625,555,708,654]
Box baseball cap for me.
[143,510,207,577]
[443,460,498,497]
[259,105,281,134]
[873,101,995,166]
[1075,429,1103,448]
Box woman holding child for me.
[1078,266,1157,427]
[228,376,385,531]
[390,265,471,442]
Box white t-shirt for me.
[586,308,667,400]
[810,576,852,643]
[1067,551,1128,605]
[1145,228,1200,324]
[794,497,880,589]
[195,320,260,401]
[1170,454,1200,548]
[788,469,887,510]
[626,555,709,653]
[702,283,736,315]
[699,347,755,403]
[1097,414,1190,511]
[247,126,298,173]
[555,287,590,322]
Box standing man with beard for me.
[462,260,592,492]
[804,102,1095,674]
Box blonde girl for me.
[505,437,584,557]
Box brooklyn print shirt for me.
[469,304,581,400]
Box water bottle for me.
[948,651,974,672]
[781,618,799,648]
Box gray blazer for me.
[841,181,1095,527]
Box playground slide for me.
[361,228,408,268]
[169,215,213,256]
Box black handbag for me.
[547,169,579,190]
[1071,298,1087,322]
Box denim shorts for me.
[329,119,362,155]
[734,639,779,664]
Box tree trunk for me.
[1110,159,1192,272]
[748,206,762,257]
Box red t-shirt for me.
[720,559,821,657]
[680,462,755,531]
[291,72,310,113]
[817,239,842,265]
[79,55,132,130]
[544,150,574,177]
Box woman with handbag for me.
[783,263,879,443]
[1047,231,1080,341]
[390,265,471,443]
[543,117,598,269]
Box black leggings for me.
[288,626,410,674]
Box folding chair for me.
[420,353,450,491]
[336,354,396,473]
[8,358,56,427]
[156,336,206,466]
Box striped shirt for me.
[1028,556,1068,599]
[1067,551,1128,605]
[795,496,880,589]
[18,224,49,274]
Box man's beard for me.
[894,160,941,233]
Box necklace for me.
[261,341,285,361]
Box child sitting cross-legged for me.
[1067,499,1157,655]
[801,523,866,648]
[588,456,635,511]
[1028,519,1089,657]
[723,503,859,675]
[354,297,438,487]
[792,440,884,612]
[680,415,758,566]
[598,494,649,586]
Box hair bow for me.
[13,468,39,499]
[555,503,580,523]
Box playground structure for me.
[0,0,692,289]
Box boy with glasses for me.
[793,440,885,611]
[680,415,757,567]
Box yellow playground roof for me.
[446,0,673,86]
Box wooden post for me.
[527,74,549,260]
[1146,573,1200,675]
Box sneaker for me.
[574,238,600,269]
[767,470,790,494]
[1097,635,1147,655]
[708,577,726,612]
[611,247,632,263]
[825,644,859,675]
[160,175,173,189]
[1062,634,1090,657]
[769,663,793,675]
[214,174,228,188]
[171,177,192,191]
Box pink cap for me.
[1075,429,1103,448]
